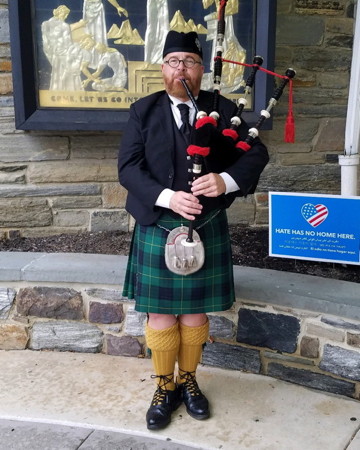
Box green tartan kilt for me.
[122,209,235,314]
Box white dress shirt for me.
[155,95,240,208]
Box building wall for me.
[0,0,356,237]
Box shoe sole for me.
[186,408,210,420]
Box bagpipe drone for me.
[165,0,295,275]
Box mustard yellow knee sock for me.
[177,319,209,384]
[145,321,180,391]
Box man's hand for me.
[169,191,203,220]
[191,173,226,197]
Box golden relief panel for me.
[35,0,254,109]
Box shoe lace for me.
[150,374,173,405]
[178,370,201,397]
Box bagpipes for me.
[183,0,296,172]
[165,0,295,276]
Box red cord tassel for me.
[284,79,295,143]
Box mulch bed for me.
[0,227,359,283]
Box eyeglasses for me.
[164,57,202,68]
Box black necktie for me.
[177,103,192,142]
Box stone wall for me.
[1,279,359,400]
[0,0,357,237]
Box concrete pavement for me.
[0,251,360,449]
[0,350,360,450]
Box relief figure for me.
[144,0,169,64]
[41,5,73,90]
[83,0,128,68]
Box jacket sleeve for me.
[118,102,166,211]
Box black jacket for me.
[118,89,269,225]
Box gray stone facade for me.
[0,0,357,236]
[1,277,359,400]
[0,0,359,404]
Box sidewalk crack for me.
[344,423,360,449]
[76,429,95,449]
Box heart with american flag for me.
[301,203,329,227]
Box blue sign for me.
[269,192,360,265]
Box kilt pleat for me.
[122,210,235,314]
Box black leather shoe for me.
[179,371,210,420]
[146,384,182,430]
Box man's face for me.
[162,52,204,101]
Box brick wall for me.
[0,0,356,237]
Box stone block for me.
[0,135,69,162]
[268,363,355,398]
[264,351,315,366]
[227,197,255,225]
[313,119,346,153]
[0,95,13,107]
[0,165,26,184]
[237,309,300,353]
[277,15,324,45]
[28,160,117,183]
[51,196,102,209]
[102,183,127,208]
[255,207,269,225]
[70,135,120,158]
[325,34,353,48]
[202,341,261,373]
[0,198,52,227]
[321,316,360,331]
[0,9,9,43]
[347,333,360,348]
[0,184,101,199]
[124,306,146,336]
[292,47,351,71]
[0,45,10,57]
[0,323,28,350]
[85,288,126,303]
[88,301,124,324]
[16,287,84,320]
[105,335,143,357]
[0,288,16,319]
[0,73,12,95]
[318,71,350,89]
[278,153,325,166]
[326,17,354,35]
[208,315,234,339]
[295,1,345,14]
[254,193,268,207]
[30,321,103,353]
[277,0,292,13]
[300,336,320,358]
[90,210,128,232]
[53,210,90,227]
[0,60,11,71]
[320,344,360,382]
[259,164,341,193]
[306,322,345,342]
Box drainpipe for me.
[339,0,360,196]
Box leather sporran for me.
[164,225,205,276]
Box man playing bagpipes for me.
[118,29,269,430]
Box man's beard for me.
[163,75,199,99]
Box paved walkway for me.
[0,350,360,450]
[0,251,360,449]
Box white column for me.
[341,1,360,196]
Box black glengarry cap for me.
[163,31,203,59]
